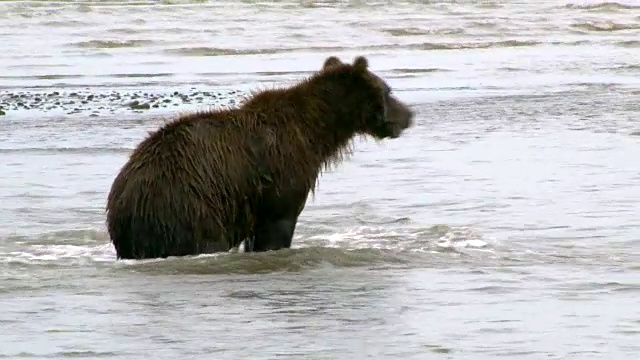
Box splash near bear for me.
[106,55,415,259]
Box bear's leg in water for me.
[252,217,298,252]
[248,177,310,252]
[242,204,300,253]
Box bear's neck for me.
[286,83,359,168]
[240,76,360,172]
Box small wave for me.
[71,39,153,49]
[2,244,114,266]
[42,20,93,27]
[165,47,286,56]
[565,2,639,11]
[5,64,70,69]
[300,224,490,256]
[616,40,640,48]
[7,229,107,246]
[104,73,175,79]
[393,68,451,75]
[604,64,640,72]
[563,281,640,293]
[117,247,415,275]
[0,74,85,80]
[419,40,539,50]
[382,27,464,37]
[475,2,502,9]
[166,40,541,58]
[0,224,490,273]
[468,20,499,29]
[498,66,526,72]
[109,28,146,35]
[0,351,118,359]
[0,147,133,155]
[571,21,640,32]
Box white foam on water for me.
[302,224,490,252]
[1,243,116,266]
[0,223,492,266]
[435,228,490,249]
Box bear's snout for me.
[386,96,414,137]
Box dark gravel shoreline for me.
[0,88,245,117]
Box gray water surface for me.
[1,0,639,359]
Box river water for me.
[1,0,639,359]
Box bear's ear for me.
[323,56,342,70]
[353,56,369,72]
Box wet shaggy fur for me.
[106,55,414,259]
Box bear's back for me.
[114,112,257,202]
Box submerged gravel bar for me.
[0,88,245,117]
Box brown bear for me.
[106,55,414,260]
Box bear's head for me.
[321,55,414,140]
